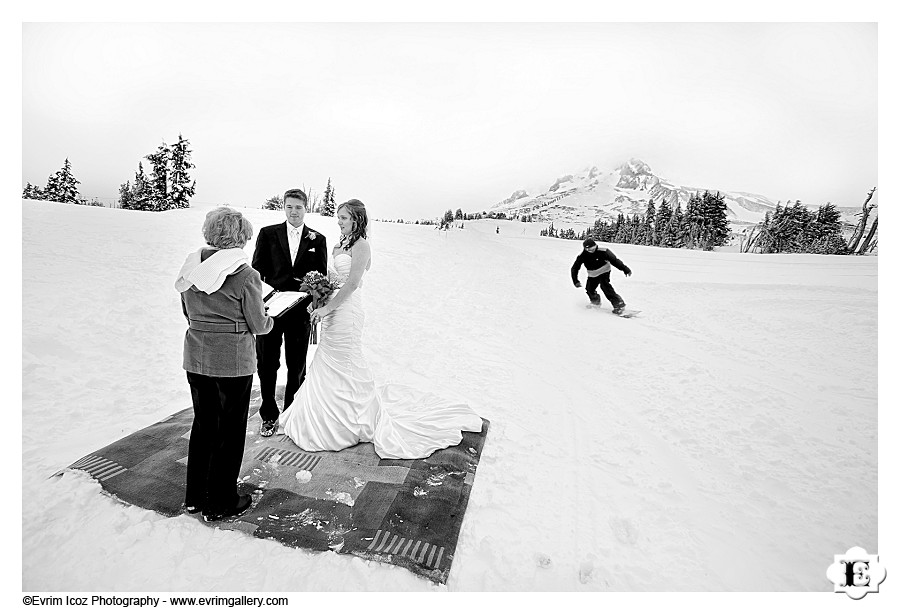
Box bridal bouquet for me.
[299,271,335,344]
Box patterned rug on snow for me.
[56,386,490,584]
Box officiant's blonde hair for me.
[203,206,254,249]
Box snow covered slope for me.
[22,200,877,592]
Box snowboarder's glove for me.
[574,281,582,288]
[624,268,632,277]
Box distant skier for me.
[571,238,632,314]
[496,226,500,234]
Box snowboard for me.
[586,304,641,318]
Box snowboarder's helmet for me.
[583,238,597,248]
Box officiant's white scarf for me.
[174,248,249,294]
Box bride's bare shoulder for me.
[351,237,371,253]
[351,238,372,268]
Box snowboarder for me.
[571,238,632,314]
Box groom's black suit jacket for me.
[251,222,328,414]
[252,222,328,299]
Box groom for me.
[252,188,328,437]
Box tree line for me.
[542,191,731,251]
[118,134,196,210]
[22,158,103,206]
[540,188,877,256]
[23,134,197,211]
[740,188,876,255]
[263,177,337,215]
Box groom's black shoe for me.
[260,420,277,437]
[203,494,253,522]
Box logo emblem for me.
[826,546,886,599]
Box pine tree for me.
[455,208,463,220]
[169,133,196,209]
[125,162,153,210]
[672,202,689,247]
[754,200,846,254]
[144,141,171,211]
[655,198,674,247]
[118,180,133,209]
[697,191,730,250]
[22,182,44,200]
[321,178,336,216]
[613,213,627,243]
[44,171,60,202]
[808,203,848,254]
[642,198,656,245]
[263,194,284,210]
[682,193,702,248]
[631,214,642,244]
[58,158,81,203]
[42,158,81,203]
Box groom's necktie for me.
[289,227,301,262]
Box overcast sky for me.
[22,22,877,220]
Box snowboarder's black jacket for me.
[571,246,631,285]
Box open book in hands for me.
[261,281,308,318]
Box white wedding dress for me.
[278,252,483,459]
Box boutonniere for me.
[308,231,318,241]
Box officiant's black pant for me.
[255,306,311,421]
[185,372,252,512]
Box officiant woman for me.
[175,206,274,522]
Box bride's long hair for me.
[337,199,369,249]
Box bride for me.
[278,199,483,459]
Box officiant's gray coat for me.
[180,263,274,377]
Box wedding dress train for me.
[278,253,482,459]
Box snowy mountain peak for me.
[489,159,796,228]
[615,158,658,191]
[616,158,654,177]
[500,189,529,206]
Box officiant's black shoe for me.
[202,495,253,522]
[260,420,278,437]
[184,504,202,515]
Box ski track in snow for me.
[22,203,877,591]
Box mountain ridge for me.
[489,159,857,228]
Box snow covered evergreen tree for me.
[641,198,656,245]
[655,198,675,247]
[123,162,152,210]
[610,213,625,243]
[672,202,689,247]
[144,141,171,211]
[263,194,284,210]
[22,182,44,200]
[320,178,336,216]
[118,181,133,210]
[42,158,81,203]
[169,134,196,209]
[628,214,641,244]
[753,201,847,255]
[682,194,702,248]
[696,191,730,250]
[58,158,81,203]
